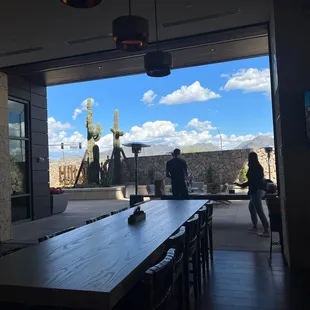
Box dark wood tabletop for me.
[0,200,208,310]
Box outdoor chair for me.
[214,184,231,205]
[190,182,204,193]
[86,213,110,225]
[111,207,129,215]
[38,226,76,243]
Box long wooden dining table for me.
[0,199,209,310]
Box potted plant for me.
[205,167,219,194]
[50,187,68,215]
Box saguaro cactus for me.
[86,99,102,184]
[110,109,124,184]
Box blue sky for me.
[47,55,272,156]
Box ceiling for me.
[0,0,271,84]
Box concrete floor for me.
[11,199,131,244]
[213,200,273,252]
[7,199,273,252]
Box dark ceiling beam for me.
[2,23,268,76]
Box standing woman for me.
[235,152,270,237]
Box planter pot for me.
[51,193,68,215]
[155,179,165,197]
[147,184,155,194]
[124,183,149,198]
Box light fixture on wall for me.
[112,0,149,52]
[60,0,102,8]
[144,0,172,77]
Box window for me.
[9,99,31,222]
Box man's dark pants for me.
[172,181,189,199]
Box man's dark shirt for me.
[166,158,187,183]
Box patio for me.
[6,200,272,253]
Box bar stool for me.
[167,226,186,309]
[85,213,109,225]
[197,206,208,278]
[115,248,176,310]
[184,214,200,309]
[205,203,214,271]
[38,226,76,243]
[111,207,129,215]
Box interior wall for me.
[0,73,11,241]
[8,76,50,220]
[270,0,310,269]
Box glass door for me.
[8,99,31,222]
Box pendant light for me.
[144,0,172,77]
[112,0,149,52]
[60,0,102,8]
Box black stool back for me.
[86,213,109,225]
[38,226,76,243]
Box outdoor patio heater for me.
[123,142,150,195]
[264,146,273,180]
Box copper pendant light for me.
[60,0,102,8]
[112,0,149,52]
[144,0,172,77]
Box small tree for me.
[239,166,248,183]
[206,166,214,184]
[147,167,155,184]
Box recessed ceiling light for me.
[98,66,102,69]
[211,48,215,52]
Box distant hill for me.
[182,143,219,153]
[235,136,274,150]
[100,143,219,159]
[49,143,219,162]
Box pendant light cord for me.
[154,0,159,51]
[129,0,132,15]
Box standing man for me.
[166,148,189,198]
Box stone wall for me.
[10,162,26,195]
[49,148,277,187]
[122,148,277,185]
[50,160,85,187]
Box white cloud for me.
[94,119,273,151]
[48,117,85,151]
[141,90,157,106]
[159,81,221,105]
[72,108,82,120]
[9,122,25,137]
[221,68,271,96]
[124,121,177,142]
[48,117,71,134]
[186,118,216,131]
[72,97,99,120]
[48,116,274,157]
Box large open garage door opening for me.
[7,23,279,254]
